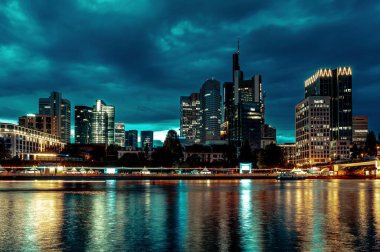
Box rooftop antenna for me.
[237,38,240,54]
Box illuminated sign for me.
[239,163,252,174]
[104,168,118,174]
[314,100,324,104]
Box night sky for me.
[0,1,379,143]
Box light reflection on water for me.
[1,180,380,250]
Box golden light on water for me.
[1,179,380,250]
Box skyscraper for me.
[200,79,221,143]
[296,67,353,165]
[296,96,331,165]
[125,130,138,150]
[39,91,71,143]
[141,131,154,150]
[115,123,125,147]
[224,44,265,149]
[180,93,201,144]
[90,100,115,145]
[222,82,234,125]
[103,104,115,145]
[74,106,92,144]
[304,67,353,141]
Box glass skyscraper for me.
[180,93,201,144]
[39,91,71,143]
[200,79,221,143]
[223,46,265,149]
[74,106,92,144]
[90,100,115,145]
[304,67,353,141]
[125,130,138,150]
[296,67,353,165]
[115,123,125,147]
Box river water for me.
[0,179,379,251]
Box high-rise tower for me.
[304,67,352,141]
[223,43,265,149]
[296,67,353,165]
[295,96,331,165]
[115,123,125,147]
[74,106,92,144]
[200,79,221,143]
[90,100,115,145]
[125,130,138,150]
[180,93,201,144]
[39,91,71,143]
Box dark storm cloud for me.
[0,0,379,141]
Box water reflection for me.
[1,180,380,250]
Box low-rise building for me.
[118,150,146,159]
[330,140,351,161]
[183,144,225,163]
[0,123,65,158]
[18,114,59,137]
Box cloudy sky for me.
[0,0,379,143]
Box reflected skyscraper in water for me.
[1,180,380,251]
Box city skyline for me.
[0,1,379,143]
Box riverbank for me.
[0,174,377,180]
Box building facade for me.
[39,91,71,143]
[352,116,368,148]
[296,96,331,166]
[304,67,352,141]
[278,143,296,166]
[223,46,266,150]
[330,140,351,161]
[261,124,276,149]
[200,79,221,143]
[18,114,59,137]
[0,123,65,158]
[125,130,138,150]
[183,145,225,164]
[180,93,201,144]
[141,131,154,150]
[115,123,125,147]
[90,100,115,145]
[74,106,92,144]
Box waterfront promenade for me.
[0,159,378,180]
[0,173,377,180]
